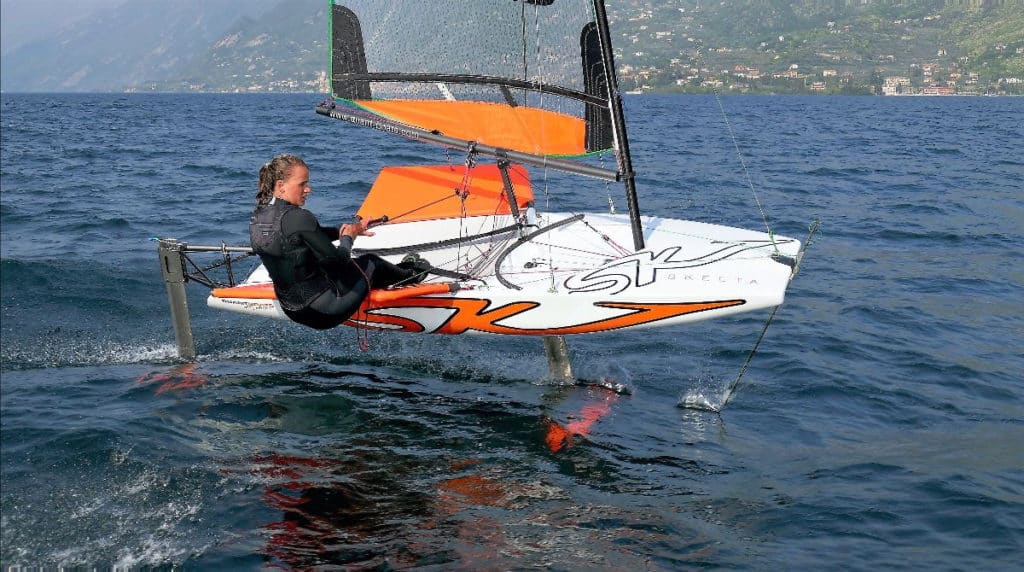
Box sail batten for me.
[332,73,607,107]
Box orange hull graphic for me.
[348,297,745,335]
[212,283,276,299]
[212,282,456,304]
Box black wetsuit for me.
[250,199,418,330]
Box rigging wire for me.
[713,94,777,252]
[718,220,820,408]
[683,41,814,411]
[580,216,631,257]
[719,305,779,407]
[521,1,560,292]
[694,42,778,252]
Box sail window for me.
[329,1,610,157]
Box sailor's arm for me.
[285,209,351,265]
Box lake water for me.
[1,92,1022,569]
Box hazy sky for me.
[0,0,125,55]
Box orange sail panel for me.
[357,164,533,224]
[354,100,587,156]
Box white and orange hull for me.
[208,211,800,335]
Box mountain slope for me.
[1,0,1020,93]
[0,0,278,92]
[141,0,325,92]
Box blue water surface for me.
[1,92,1022,570]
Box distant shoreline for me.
[2,90,1020,98]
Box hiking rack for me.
[156,238,254,360]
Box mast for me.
[592,0,645,251]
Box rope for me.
[351,223,521,258]
[351,262,373,351]
[385,190,465,224]
[493,214,584,290]
[580,217,631,257]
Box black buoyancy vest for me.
[250,202,333,311]
[250,201,290,256]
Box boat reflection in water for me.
[135,363,209,394]
[224,382,628,568]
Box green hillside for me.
[132,0,1023,95]
[611,0,1024,94]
